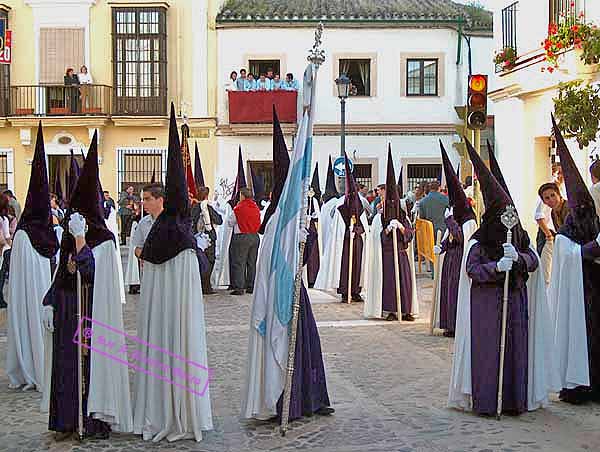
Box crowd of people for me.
[225,67,299,91]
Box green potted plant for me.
[553,80,600,149]
[494,47,517,71]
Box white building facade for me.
[490,0,600,234]
[215,1,493,198]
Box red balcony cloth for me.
[228,91,297,124]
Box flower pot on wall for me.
[561,48,599,76]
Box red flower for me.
[570,1,575,7]
[571,24,580,33]
[548,23,558,35]
[557,41,564,49]
[548,66,555,73]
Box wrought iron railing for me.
[550,0,584,27]
[9,84,112,116]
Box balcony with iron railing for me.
[2,84,168,118]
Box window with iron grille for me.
[339,59,371,96]
[406,164,442,192]
[0,12,9,117]
[502,2,518,52]
[353,164,373,189]
[112,7,167,115]
[248,60,280,79]
[0,153,12,191]
[248,161,273,201]
[117,148,166,194]
[406,59,438,96]
[550,0,583,27]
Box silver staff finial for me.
[308,22,325,67]
[501,205,519,230]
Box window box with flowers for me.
[542,6,600,74]
[494,47,517,72]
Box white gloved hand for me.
[195,233,211,251]
[445,207,453,219]
[299,226,309,243]
[42,306,54,332]
[503,243,519,262]
[596,232,600,247]
[433,245,442,255]
[311,210,319,220]
[68,213,86,238]
[496,257,513,273]
[390,219,401,229]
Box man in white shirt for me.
[132,183,164,261]
[590,159,600,217]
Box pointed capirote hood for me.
[397,167,403,198]
[194,142,205,189]
[310,162,322,206]
[383,144,404,224]
[65,148,81,203]
[228,145,247,207]
[338,150,363,221]
[552,115,595,210]
[140,103,197,264]
[15,122,59,258]
[440,140,474,225]
[259,105,290,234]
[250,166,265,201]
[53,167,63,205]
[323,155,339,203]
[150,168,156,184]
[487,140,513,202]
[466,137,530,256]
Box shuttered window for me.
[39,28,85,84]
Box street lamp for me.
[335,74,350,157]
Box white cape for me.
[364,214,419,318]
[448,240,557,411]
[319,198,338,260]
[432,219,478,329]
[87,240,133,432]
[6,230,51,390]
[105,208,126,305]
[241,213,287,419]
[548,234,589,389]
[212,202,233,288]
[314,196,368,292]
[124,221,140,285]
[133,249,213,442]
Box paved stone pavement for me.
[1,252,600,452]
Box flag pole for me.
[281,23,325,437]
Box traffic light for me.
[467,74,488,130]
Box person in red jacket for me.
[228,187,261,295]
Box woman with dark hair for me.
[0,193,11,307]
[64,68,80,113]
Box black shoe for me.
[401,314,415,322]
[316,406,335,416]
[230,290,245,296]
[559,388,590,405]
[351,294,364,302]
[385,313,398,321]
[128,285,140,295]
[443,331,455,338]
[0,300,6,309]
[53,431,73,441]
[246,288,253,294]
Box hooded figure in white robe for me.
[133,104,212,442]
[41,131,133,437]
[6,122,59,392]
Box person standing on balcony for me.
[256,73,272,91]
[271,74,282,90]
[77,65,93,112]
[246,73,257,91]
[283,73,299,91]
[236,68,249,91]
[225,71,238,91]
[64,68,80,114]
[266,67,274,80]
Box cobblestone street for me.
[1,252,600,452]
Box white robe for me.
[432,219,478,329]
[6,230,51,390]
[548,234,589,389]
[241,213,286,419]
[133,249,213,442]
[212,202,233,288]
[125,221,140,285]
[106,208,127,304]
[363,213,420,318]
[319,198,338,258]
[313,195,368,292]
[87,240,134,432]
[448,240,558,411]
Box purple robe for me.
[466,243,538,415]
[337,219,364,299]
[277,226,331,421]
[580,240,600,396]
[306,218,320,288]
[381,218,414,315]
[439,216,464,333]
[42,246,110,434]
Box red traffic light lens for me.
[469,93,486,108]
[469,75,487,92]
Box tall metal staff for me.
[496,204,519,420]
[76,269,84,440]
[280,23,325,437]
[346,215,356,304]
[429,230,442,334]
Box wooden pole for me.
[391,226,403,322]
[347,215,356,304]
[429,230,443,334]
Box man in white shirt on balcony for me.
[282,73,299,91]
[255,73,272,91]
